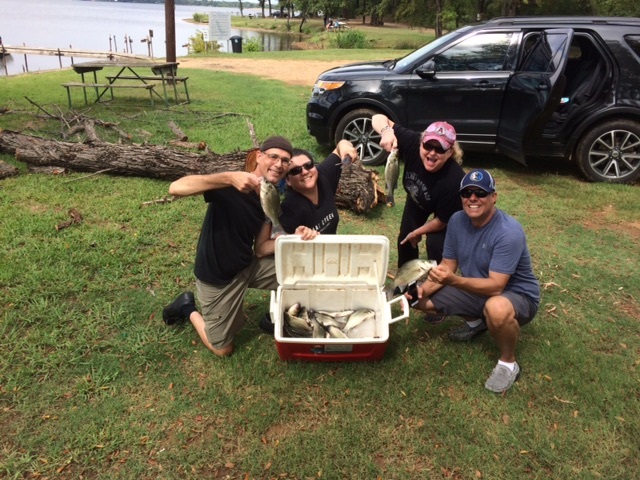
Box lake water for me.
[0,0,293,76]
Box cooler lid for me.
[275,235,389,287]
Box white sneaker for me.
[485,362,520,393]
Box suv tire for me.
[334,108,388,166]
[575,119,640,183]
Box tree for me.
[501,0,518,16]
[596,0,640,16]
[435,0,443,37]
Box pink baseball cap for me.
[421,122,457,150]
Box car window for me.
[395,26,474,70]
[520,32,571,73]
[433,33,515,72]
[624,35,640,59]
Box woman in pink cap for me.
[372,114,465,269]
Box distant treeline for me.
[107,0,260,7]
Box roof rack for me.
[486,16,640,26]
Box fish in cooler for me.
[282,304,376,339]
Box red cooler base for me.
[275,340,388,362]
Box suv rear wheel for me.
[576,119,640,183]
[334,108,387,166]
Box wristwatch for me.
[380,125,393,135]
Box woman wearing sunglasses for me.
[279,139,358,236]
[372,114,465,268]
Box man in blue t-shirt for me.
[412,169,540,393]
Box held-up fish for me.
[385,258,437,299]
[341,154,353,167]
[338,154,354,178]
[259,177,285,237]
[384,148,400,207]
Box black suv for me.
[306,16,640,183]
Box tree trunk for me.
[435,0,443,38]
[0,130,383,214]
[0,159,19,179]
[370,12,384,26]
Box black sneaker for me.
[424,314,446,325]
[447,321,487,342]
[162,291,195,325]
[259,313,275,335]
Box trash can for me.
[230,36,243,54]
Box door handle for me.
[473,81,497,88]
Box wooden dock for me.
[1,45,151,62]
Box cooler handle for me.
[269,290,277,320]
[387,295,410,324]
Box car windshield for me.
[394,25,476,70]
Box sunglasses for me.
[460,189,491,198]
[287,160,314,176]
[421,143,449,154]
[265,152,291,166]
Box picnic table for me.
[327,20,350,31]
[63,60,190,108]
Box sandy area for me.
[177,56,357,87]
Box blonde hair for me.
[450,142,464,165]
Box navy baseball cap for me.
[460,169,496,193]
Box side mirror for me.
[415,60,437,79]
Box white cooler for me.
[270,235,409,362]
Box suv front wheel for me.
[575,119,640,183]
[334,108,388,166]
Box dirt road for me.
[178,56,357,87]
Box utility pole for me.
[165,0,176,62]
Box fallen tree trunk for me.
[0,130,383,213]
[0,160,19,179]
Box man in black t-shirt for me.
[161,136,306,357]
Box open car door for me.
[497,29,574,164]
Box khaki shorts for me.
[196,256,278,349]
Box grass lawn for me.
[0,46,639,479]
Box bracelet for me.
[380,125,393,135]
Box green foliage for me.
[243,37,264,52]
[394,38,424,50]
[187,30,221,54]
[191,12,208,23]
[595,0,640,16]
[328,29,369,49]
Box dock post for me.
[0,37,7,76]
[22,43,29,73]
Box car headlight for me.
[314,80,345,94]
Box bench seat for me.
[62,82,156,107]
[104,76,190,104]
[104,75,189,82]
